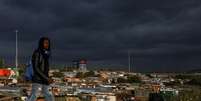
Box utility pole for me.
[15,30,18,70]
[128,50,131,73]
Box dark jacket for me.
[32,49,50,85]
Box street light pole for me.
[15,30,18,70]
[128,50,131,73]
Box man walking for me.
[27,37,55,101]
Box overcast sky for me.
[0,0,201,72]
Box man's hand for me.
[48,78,54,84]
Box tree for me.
[127,75,141,83]
[146,74,154,78]
[53,72,64,78]
[76,72,85,78]
[117,77,127,83]
[76,71,96,78]
[187,78,201,86]
[84,71,95,77]
[116,75,142,83]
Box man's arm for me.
[32,51,49,81]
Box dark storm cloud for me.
[0,0,201,72]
